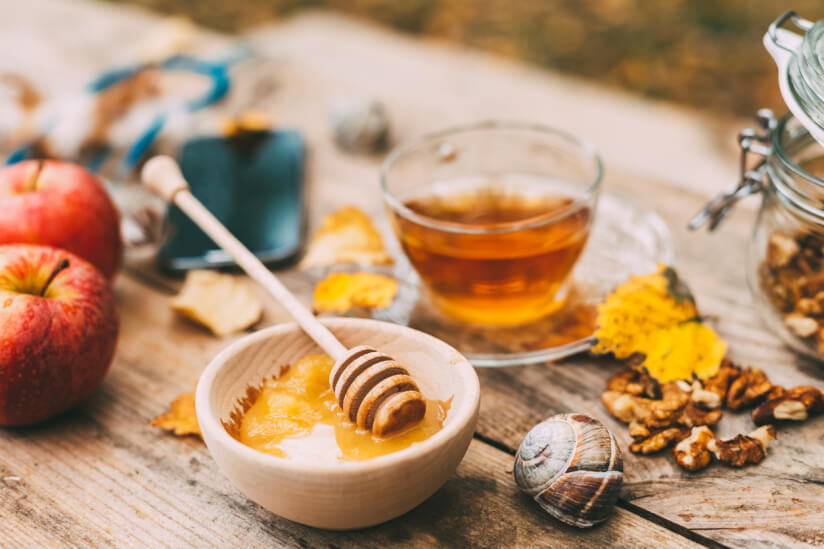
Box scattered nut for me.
[647,382,691,427]
[673,426,714,472]
[726,367,772,410]
[748,425,778,449]
[752,386,824,425]
[764,385,786,401]
[679,401,722,428]
[707,426,776,467]
[606,379,717,456]
[629,425,688,455]
[603,363,818,472]
[606,369,661,399]
[690,380,721,410]
[604,382,691,428]
[601,392,638,423]
[699,361,741,407]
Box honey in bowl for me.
[392,174,592,326]
[233,354,449,462]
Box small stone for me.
[784,314,818,338]
[329,98,390,154]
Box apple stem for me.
[24,160,45,192]
[40,259,70,297]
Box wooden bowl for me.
[195,318,480,530]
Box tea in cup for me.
[382,122,602,326]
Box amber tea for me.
[392,175,592,326]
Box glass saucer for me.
[317,192,673,367]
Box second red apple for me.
[0,244,118,425]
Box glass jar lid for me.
[766,12,824,146]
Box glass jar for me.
[753,113,824,360]
[693,11,824,361]
[692,111,824,360]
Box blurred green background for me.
[109,0,824,118]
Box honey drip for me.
[238,354,449,461]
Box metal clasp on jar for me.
[689,109,777,231]
[767,10,814,53]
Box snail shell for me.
[513,413,623,528]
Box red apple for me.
[0,244,118,425]
[0,160,123,279]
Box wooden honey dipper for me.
[141,156,426,438]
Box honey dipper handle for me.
[141,155,348,362]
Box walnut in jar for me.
[761,229,824,358]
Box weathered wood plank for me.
[0,276,702,548]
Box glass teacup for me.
[381,121,603,327]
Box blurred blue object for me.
[5,45,252,177]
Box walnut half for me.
[606,369,660,399]
[752,386,824,425]
[673,426,714,472]
[628,423,688,455]
[725,367,772,410]
[707,426,776,467]
[698,361,741,408]
[602,381,689,428]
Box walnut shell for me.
[513,413,623,528]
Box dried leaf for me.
[171,270,262,336]
[151,391,201,439]
[593,264,725,382]
[300,207,393,268]
[313,272,398,313]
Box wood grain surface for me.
[1,1,822,548]
[0,276,701,549]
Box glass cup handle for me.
[688,110,776,232]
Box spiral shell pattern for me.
[330,346,426,437]
[513,413,623,528]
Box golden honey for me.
[237,354,448,461]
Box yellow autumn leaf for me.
[300,207,394,268]
[641,321,727,382]
[592,264,725,382]
[150,391,201,439]
[314,272,398,313]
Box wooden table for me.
[2,2,823,547]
